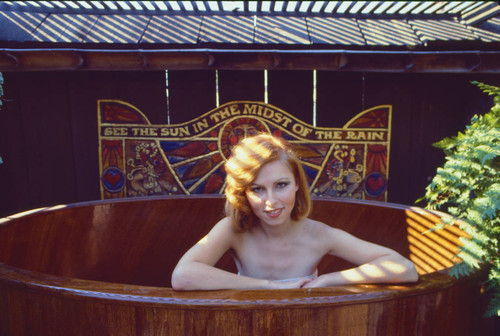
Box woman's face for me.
[245,160,299,227]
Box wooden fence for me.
[0,69,498,217]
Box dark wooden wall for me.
[0,70,498,217]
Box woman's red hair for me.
[224,134,311,232]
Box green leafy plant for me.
[420,81,499,317]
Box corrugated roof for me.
[2,11,500,47]
[1,1,499,47]
[0,1,497,19]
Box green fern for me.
[420,81,500,317]
[472,81,500,97]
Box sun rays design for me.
[99,101,391,200]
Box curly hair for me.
[224,134,311,232]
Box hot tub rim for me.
[0,261,486,310]
[1,195,420,225]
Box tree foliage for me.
[421,81,500,317]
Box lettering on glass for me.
[98,100,392,201]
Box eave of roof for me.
[0,1,499,72]
[1,48,498,73]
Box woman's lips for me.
[265,208,283,218]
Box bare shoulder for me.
[207,217,240,241]
[301,218,359,249]
[301,218,344,238]
[212,216,234,231]
[179,217,239,266]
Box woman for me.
[172,134,418,290]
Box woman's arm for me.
[171,217,309,290]
[304,225,418,288]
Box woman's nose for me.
[265,191,277,206]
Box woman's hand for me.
[268,277,315,289]
[300,275,327,288]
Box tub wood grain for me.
[0,196,491,335]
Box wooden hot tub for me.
[0,196,490,335]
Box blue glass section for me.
[160,141,187,152]
[192,180,207,194]
[161,141,190,164]
[174,164,191,179]
[167,156,186,164]
[183,178,198,189]
[302,164,318,182]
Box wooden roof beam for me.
[0,49,499,73]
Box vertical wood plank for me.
[218,70,264,105]
[362,72,414,205]
[0,72,77,214]
[0,73,30,216]
[268,70,313,124]
[168,70,216,123]
[316,71,363,127]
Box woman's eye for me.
[250,186,263,193]
[276,182,289,189]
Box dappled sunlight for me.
[407,222,457,259]
[409,253,436,274]
[407,235,453,271]
[0,204,68,224]
[341,266,376,283]
[340,260,409,283]
[47,204,69,211]
[408,206,467,238]
[225,152,258,186]
[232,145,267,169]
[379,259,409,274]
[246,191,262,203]
[405,208,466,275]
[197,235,209,246]
[356,264,387,279]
